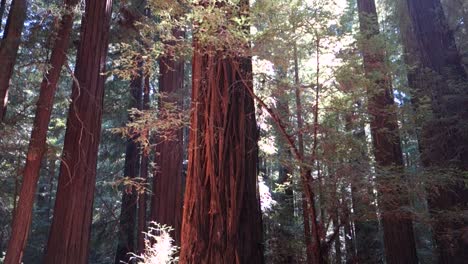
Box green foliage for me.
[0,0,467,262]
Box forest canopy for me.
[0,0,467,263]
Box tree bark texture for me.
[0,0,27,121]
[179,7,264,260]
[357,0,419,263]
[405,0,468,262]
[43,0,113,263]
[114,66,143,264]
[151,29,185,245]
[291,43,324,264]
[3,1,79,263]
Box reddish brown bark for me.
[179,3,264,260]
[405,0,468,262]
[150,30,185,245]
[301,195,313,264]
[293,43,322,263]
[0,0,27,121]
[114,66,143,264]
[42,1,113,263]
[180,50,264,263]
[3,1,79,263]
[113,4,147,258]
[357,0,419,263]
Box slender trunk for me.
[46,156,56,220]
[0,0,27,121]
[43,1,113,263]
[405,0,468,262]
[151,29,185,245]
[137,75,150,253]
[293,43,321,263]
[332,210,342,264]
[342,194,356,264]
[3,1,79,262]
[330,163,342,263]
[12,155,20,221]
[179,2,263,262]
[342,101,382,263]
[357,0,419,263]
[0,212,3,256]
[302,195,313,264]
[115,65,143,264]
[310,36,326,262]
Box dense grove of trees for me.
[0,0,467,263]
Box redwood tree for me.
[357,0,419,263]
[3,1,79,263]
[293,43,320,263]
[179,1,264,262]
[114,65,143,264]
[345,105,382,263]
[42,0,113,263]
[405,0,468,262]
[151,29,185,244]
[0,0,27,121]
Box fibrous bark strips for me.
[179,2,264,261]
[43,1,113,263]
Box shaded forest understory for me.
[0,0,467,263]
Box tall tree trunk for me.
[396,1,437,262]
[43,1,113,263]
[46,155,56,220]
[405,0,468,262]
[293,43,321,263]
[332,206,342,263]
[356,0,419,263]
[150,29,185,245]
[114,3,147,257]
[344,103,382,263]
[137,75,150,253]
[114,66,143,264]
[301,195,313,264]
[179,2,264,262]
[341,190,356,264]
[0,0,27,121]
[3,1,79,262]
